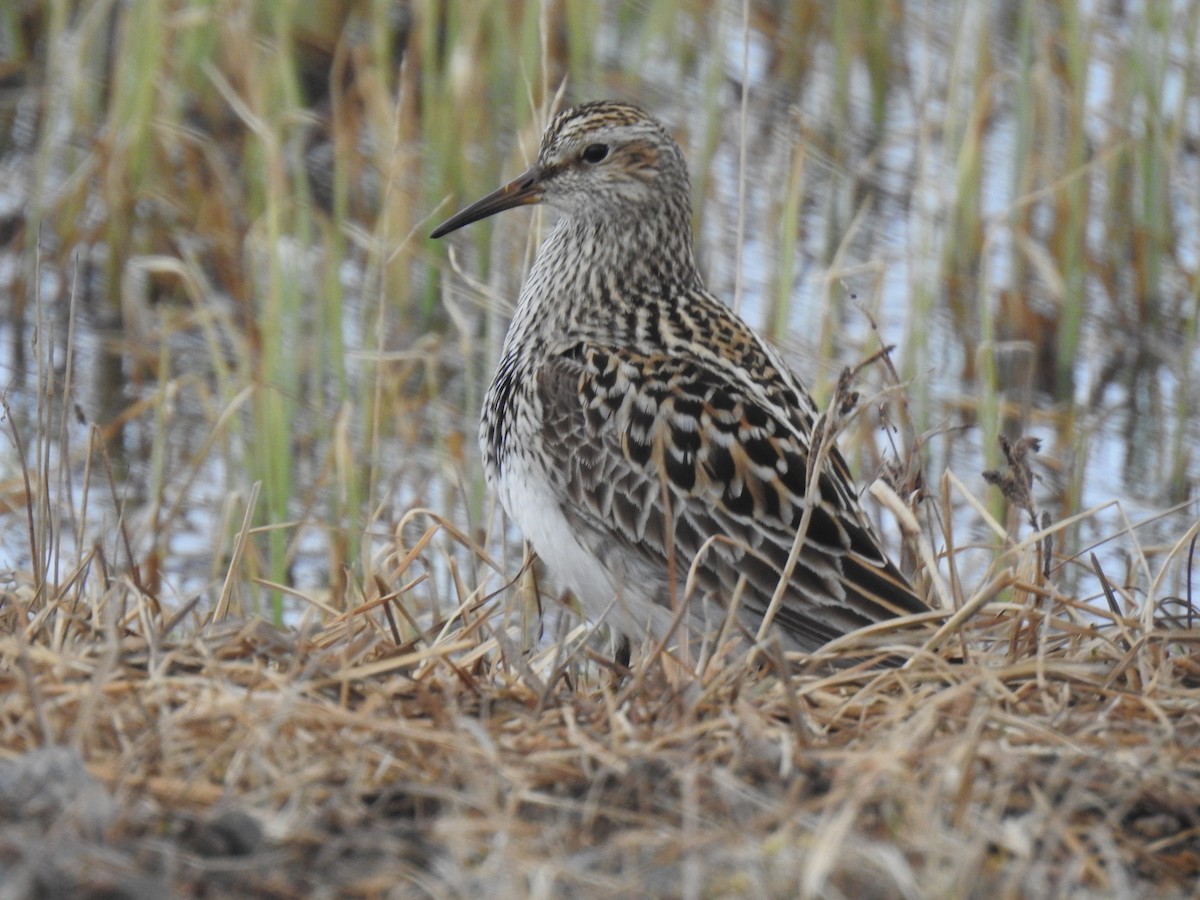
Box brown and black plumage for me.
[432,100,927,653]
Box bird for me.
[431,100,927,657]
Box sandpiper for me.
[432,100,926,656]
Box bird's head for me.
[431,101,690,239]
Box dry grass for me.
[3,509,1198,898]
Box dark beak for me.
[430,165,544,239]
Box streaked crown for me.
[533,101,691,218]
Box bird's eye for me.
[581,143,610,164]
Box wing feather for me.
[536,341,924,651]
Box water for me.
[2,0,1197,619]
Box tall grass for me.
[2,0,1198,620]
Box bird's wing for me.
[537,341,925,650]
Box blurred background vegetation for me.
[1,0,1196,625]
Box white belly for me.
[494,452,677,643]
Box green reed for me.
[9,0,1199,621]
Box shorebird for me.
[432,100,926,656]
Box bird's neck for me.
[506,207,700,353]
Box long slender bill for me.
[430,165,544,238]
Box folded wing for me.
[537,341,925,651]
